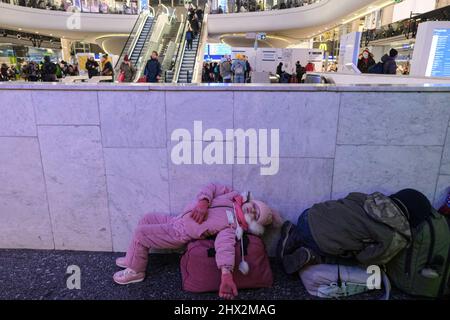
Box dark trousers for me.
[186,39,193,50]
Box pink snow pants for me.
[124,213,190,273]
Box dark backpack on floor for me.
[368,62,384,74]
[386,209,450,298]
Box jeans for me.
[234,74,245,83]
[296,209,323,255]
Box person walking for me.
[231,54,247,83]
[119,55,136,82]
[144,51,162,83]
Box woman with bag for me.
[118,55,136,82]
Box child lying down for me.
[113,183,282,300]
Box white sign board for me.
[411,21,450,78]
[338,32,362,73]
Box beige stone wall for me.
[436,0,450,8]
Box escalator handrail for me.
[114,11,148,70]
[172,15,189,83]
[132,7,166,82]
[191,5,208,83]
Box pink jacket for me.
[178,183,240,271]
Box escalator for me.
[114,8,156,80]
[172,15,204,84]
[177,34,200,83]
[128,16,154,66]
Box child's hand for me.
[219,271,238,300]
[191,199,209,224]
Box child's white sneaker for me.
[113,268,145,285]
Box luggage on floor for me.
[180,234,273,293]
[299,264,391,299]
[386,208,450,298]
[368,62,384,74]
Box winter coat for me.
[357,57,375,73]
[220,60,232,80]
[231,60,246,75]
[86,60,99,78]
[307,192,410,265]
[119,61,136,82]
[144,58,161,83]
[41,61,57,82]
[178,183,240,270]
[381,54,397,75]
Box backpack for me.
[45,62,56,75]
[234,62,245,75]
[368,62,384,74]
[180,234,273,293]
[386,209,450,298]
[222,61,231,73]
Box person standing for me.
[244,55,251,83]
[100,54,114,81]
[86,56,99,78]
[357,49,375,73]
[144,51,162,83]
[119,55,136,82]
[381,48,398,75]
[219,55,232,83]
[276,62,284,82]
[231,54,247,83]
[41,56,57,82]
[186,27,194,51]
[295,61,306,83]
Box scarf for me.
[233,195,249,231]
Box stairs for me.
[177,35,199,83]
[129,16,154,66]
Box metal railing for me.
[113,10,151,76]
[133,6,168,82]
[172,15,189,83]
[1,0,140,14]
[192,4,208,83]
[362,5,450,46]
[209,0,324,14]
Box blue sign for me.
[204,43,232,61]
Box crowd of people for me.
[276,60,315,83]
[201,54,252,83]
[0,58,79,82]
[213,0,320,14]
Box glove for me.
[219,271,238,300]
[191,199,209,224]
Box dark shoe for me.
[282,246,321,275]
[276,221,304,260]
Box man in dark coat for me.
[277,189,427,274]
[41,56,57,82]
[381,48,398,75]
[144,51,161,83]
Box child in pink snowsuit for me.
[113,183,279,300]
